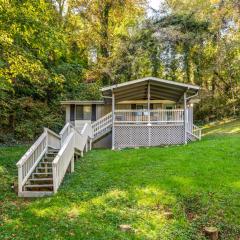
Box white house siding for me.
[153,103,162,109]
[96,104,111,119]
[116,104,131,110]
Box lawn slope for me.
[1,121,240,240]
[203,118,240,136]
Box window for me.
[83,105,91,120]
[76,105,83,120]
[75,105,92,120]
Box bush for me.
[0,97,64,144]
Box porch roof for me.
[60,100,104,105]
[101,77,200,102]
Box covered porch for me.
[101,77,201,149]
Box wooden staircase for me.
[22,148,57,196]
[187,124,202,142]
[91,112,112,142]
[17,123,93,197]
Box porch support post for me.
[89,138,92,151]
[70,156,74,173]
[147,80,151,126]
[112,91,115,150]
[184,92,187,144]
[85,140,88,152]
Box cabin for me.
[61,77,201,149]
[17,77,202,197]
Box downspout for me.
[147,80,151,126]
[184,92,187,144]
[111,91,115,150]
[186,91,199,100]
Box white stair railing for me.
[17,122,93,196]
[16,128,61,195]
[192,124,202,140]
[91,112,112,138]
[52,131,75,193]
[76,123,93,151]
[52,123,93,193]
[59,122,71,146]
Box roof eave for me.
[101,77,200,93]
[60,100,105,105]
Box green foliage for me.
[1,124,240,239]
[0,97,63,145]
[0,0,147,143]
[160,0,240,117]
[0,0,239,143]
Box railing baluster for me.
[114,109,184,124]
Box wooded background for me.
[0,0,239,144]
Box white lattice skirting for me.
[114,124,185,148]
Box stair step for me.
[36,167,52,170]
[36,170,52,174]
[43,158,55,162]
[45,155,56,158]
[48,149,59,152]
[39,162,52,166]
[45,156,56,159]
[19,191,53,197]
[46,154,58,156]
[35,168,53,173]
[29,178,53,181]
[47,152,58,156]
[41,161,53,164]
[33,172,53,176]
[27,180,53,185]
[25,184,53,187]
[24,184,53,191]
[32,173,53,178]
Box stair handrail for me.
[16,129,52,194]
[17,121,93,195]
[52,130,75,193]
[52,122,93,193]
[192,124,202,140]
[59,122,71,146]
[91,112,112,138]
[44,127,61,149]
[74,123,93,152]
[16,126,62,195]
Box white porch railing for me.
[52,123,93,193]
[16,128,61,194]
[114,109,184,123]
[91,112,112,138]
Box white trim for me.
[101,77,200,92]
[61,100,104,105]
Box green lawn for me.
[1,121,240,239]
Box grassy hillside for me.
[203,118,240,136]
[0,121,240,239]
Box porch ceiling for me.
[101,77,200,103]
